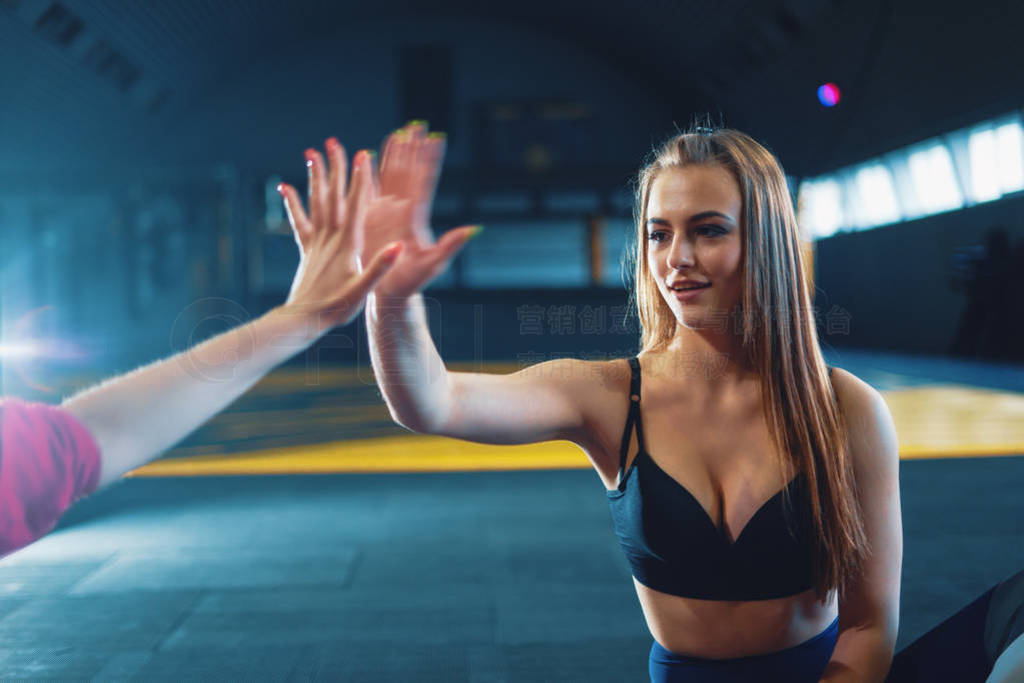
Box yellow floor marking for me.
[128,381,1023,477]
[883,386,1024,459]
[130,436,590,477]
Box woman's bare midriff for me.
[635,580,839,659]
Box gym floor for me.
[2,350,1022,680]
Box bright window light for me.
[995,122,1024,194]
[810,113,1021,226]
[798,178,843,238]
[853,163,900,228]
[908,143,963,214]
[968,128,1001,202]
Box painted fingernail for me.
[305,148,316,166]
[326,137,340,151]
[428,131,447,140]
[468,225,484,239]
[276,182,286,194]
[407,119,427,127]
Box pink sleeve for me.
[0,398,102,557]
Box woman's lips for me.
[672,283,711,301]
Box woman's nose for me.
[667,236,695,270]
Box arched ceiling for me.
[2,0,1022,177]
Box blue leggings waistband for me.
[648,614,839,682]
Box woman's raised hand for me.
[277,138,403,333]
[361,122,480,299]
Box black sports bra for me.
[606,357,825,601]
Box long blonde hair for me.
[629,127,869,603]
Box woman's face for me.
[645,164,744,332]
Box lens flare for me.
[817,83,841,107]
[0,342,41,359]
[1,307,91,393]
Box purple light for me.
[818,83,841,107]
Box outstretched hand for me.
[277,138,403,333]
[361,122,480,299]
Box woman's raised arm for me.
[364,124,610,448]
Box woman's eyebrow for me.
[688,210,735,223]
[646,211,735,226]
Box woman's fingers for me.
[406,121,428,141]
[408,132,446,241]
[379,128,399,181]
[325,137,347,230]
[365,150,380,202]
[418,225,481,284]
[399,123,428,197]
[382,122,426,197]
[341,150,373,253]
[305,148,327,231]
[414,132,446,201]
[379,127,408,196]
[434,225,481,262]
[278,182,312,244]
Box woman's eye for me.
[647,231,667,243]
[696,225,724,236]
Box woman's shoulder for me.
[826,366,884,411]
[512,356,635,416]
[568,356,634,396]
[825,367,898,466]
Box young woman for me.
[1,137,403,559]
[364,123,901,681]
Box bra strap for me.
[631,359,647,456]
[617,357,645,480]
[826,365,837,400]
[629,356,642,399]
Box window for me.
[967,120,1024,203]
[968,127,1002,202]
[799,110,1023,239]
[798,178,843,238]
[995,121,1024,194]
[907,143,963,215]
[852,163,900,228]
